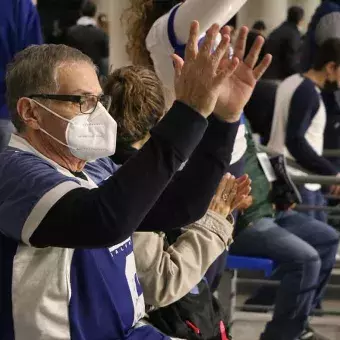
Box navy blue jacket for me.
[0,0,43,120]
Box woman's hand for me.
[209,174,252,218]
[231,174,252,212]
[209,173,238,218]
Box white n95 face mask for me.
[32,100,117,161]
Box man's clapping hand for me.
[214,26,272,122]
[172,21,239,118]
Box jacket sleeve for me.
[30,101,208,248]
[133,210,233,308]
[138,116,239,231]
[286,82,338,176]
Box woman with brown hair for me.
[104,65,251,339]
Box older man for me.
[0,21,270,340]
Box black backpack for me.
[147,230,231,340]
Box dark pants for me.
[229,210,339,340]
[299,187,327,223]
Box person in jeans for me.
[268,38,340,222]
[229,119,339,340]
[0,0,42,152]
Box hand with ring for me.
[209,173,252,219]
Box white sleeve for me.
[146,0,246,106]
[174,0,248,43]
[146,12,177,106]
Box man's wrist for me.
[213,110,243,123]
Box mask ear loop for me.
[31,99,73,123]
[31,99,79,150]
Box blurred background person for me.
[245,20,267,60]
[301,0,340,175]
[264,6,304,80]
[37,0,83,44]
[0,0,42,152]
[268,38,340,222]
[66,0,109,77]
[98,13,109,35]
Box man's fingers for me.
[253,54,272,80]
[199,23,220,59]
[184,21,200,62]
[233,26,248,60]
[212,33,230,70]
[172,54,184,79]
[213,57,239,88]
[244,35,265,69]
[220,25,232,38]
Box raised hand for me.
[214,26,272,122]
[172,21,239,118]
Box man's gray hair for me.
[6,44,95,132]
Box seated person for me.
[301,0,340,171]
[268,38,340,222]
[105,65,250,309]
[0,23,249,339]
[229,119,339,340]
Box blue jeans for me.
[229,211,339,340]
[0,119,14,153]
[298,187,327,223]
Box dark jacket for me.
[264,21,302,80]
[66,18,109,68]
[37,0,83,44]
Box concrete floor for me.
[232,312,340,340]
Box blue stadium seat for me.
[226,255,274,278]
[221,255,275,324]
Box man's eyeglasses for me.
[28,94,112,114]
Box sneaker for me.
[299,326,330,340]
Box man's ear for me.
[17,98,41,130]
